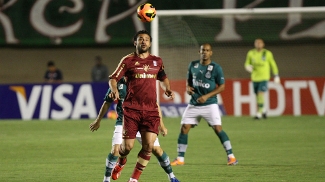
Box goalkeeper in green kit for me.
[244,38,280,119]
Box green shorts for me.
[253,81,268,94]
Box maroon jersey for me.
[109,52,167,111]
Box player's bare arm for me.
[89,101,111,132]
[197,84,225,104]
[160,78,174,99]
[108,79,120,100]
[157,104,167,136]
[186,81,195,95]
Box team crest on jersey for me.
[135,61,140,65]
[262,56,266,61]
[143,64,150,72]
[153,60,157,66]
[207,65,213,71]
[205,71,211,78]
[194,63,199,68]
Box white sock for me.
[168,172,176,180]
[227,154,235,158]
[177,157,184,162]
[103,176,110,182]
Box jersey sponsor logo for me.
[193,80,211,88]
[134,73,157,79]
[153,60,157,66]
[143,64,150,72]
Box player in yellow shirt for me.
[244,38,280,119]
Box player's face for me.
[135,34,151,53]
[254,39,264,50]
[199,44,212,61]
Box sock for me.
[104,153,118,177]
[177,133,188,159]
[156,151,175,179]
[216,130,234,156]
[118,157,127,166]
[257,94,264,115]
[131,149,151,180]
[129,178,138,182]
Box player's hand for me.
[187,86,195,95]
[274,75,281,84]
[245,65,253,73]
[165,89,174,99]
[89,120,101,132]
[159,125,168,137]
[109,90,120,100]
[197,95,208,104]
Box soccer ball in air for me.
[137,3,156,22]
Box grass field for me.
[0,116,324,182]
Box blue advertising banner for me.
[0,83,110,120]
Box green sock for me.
[105,153,118,177]
[216,130,233,155]
[257,94,264,114]
[156,151,173,174]
[177,133,188,157]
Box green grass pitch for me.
[0,116,324,182]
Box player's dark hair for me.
[133,30,152,42]
[47,61,55,67]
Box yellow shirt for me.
[244,48,279,82]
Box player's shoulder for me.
[210,61,222,68]
[263,49,273,54]
[149,54,163,61]
[121,52,136,61]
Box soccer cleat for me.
[111,163,125,180]
[262,112,267,119]
[127,180,138,182]
[171,158,185,166]
[253,116,261,120]
[170,177,180,182]
[227,157,238,165]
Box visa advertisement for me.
[0,78,324,120]
[0,83,109,120]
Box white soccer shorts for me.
[111,125,160,146]
[181,104,222,126]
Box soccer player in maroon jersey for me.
[108,30,174,182]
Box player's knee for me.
[141,142,154,152]
[124,142,134,152]
[214,125,223,133]
[181,124,191,134]
[140,148,152,156]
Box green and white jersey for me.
[187,60,225,106]
[104,79,126,126]
[245,48,279,82]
